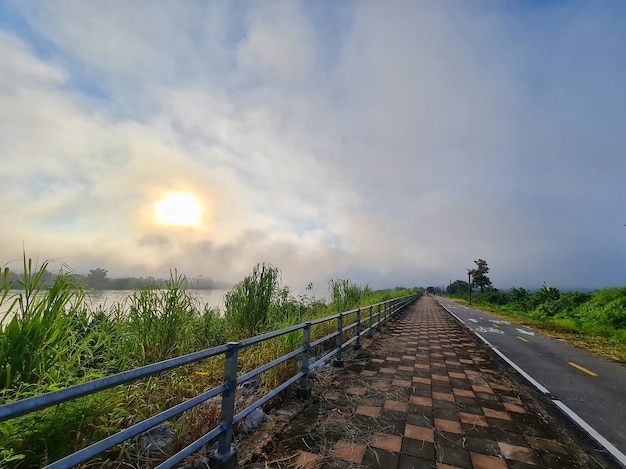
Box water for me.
[90,289,230,312]
[0,289,231,325]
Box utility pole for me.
[466,269,472,305]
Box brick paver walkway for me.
[245,296,604,468]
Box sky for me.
[1,0,625,292]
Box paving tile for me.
[432,374,451,382]
[360,369,377,377]
[403,438,436,459]
[291,451,321,469]
[346,386,367,396]
[405,423,435,443]
[498,442,539,465]
[392,378,412,388]
[385,400,409,412]
[380,367,397,374]
[459,412,489,427]
[482,407,511,421]
[409,395,433,407]
[413,377,432,386]
[524,436,567,455]
[362,447,400,468]
[503,402,527,414]
[470,452,508,469]
[472,385,494,394]
[372,381,392,392]
[448,372,466,379]
[453,388,475,398]
[464,436,502,456]
[330,440,366,464]
[436,445,472,468]
[371,432,403,452]
[434,418,463,434]
[398,454,437,469]
[355,405,381,418]
[432,392,454,403]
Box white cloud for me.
[1,1,625,291]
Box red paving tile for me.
[291,451,321,469]
[404,424,435,443]
[384,400,409,412]
[330,440,366,463]
[356,405,381,418]
[434,418,463,434]
[409,396,433,407]
[470,452,508,469]
[498,442,539,465]
[371,432,403,452]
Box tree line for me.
[4,267,231,290]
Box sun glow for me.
[155,192,202,226]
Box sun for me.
[155,192,202,226]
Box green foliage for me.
[470,259,493,292]
[224,263,280,337]
[329,279,369,312]
[0,257,89,388]
[578,287,626,329]
[447,280,469,296]
[452,284,625,345]
[123,271,198,364]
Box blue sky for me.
[0,1,625,291]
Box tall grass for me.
[224,262,280,337]
[0,257,90,388]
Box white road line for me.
[552,400,626,467]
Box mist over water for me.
[89,289,230,312]
[0,289,231,325]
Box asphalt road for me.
[435,297,626,465]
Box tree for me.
[447,280,469,296]
[470,259,493,292]
[87,268,110,289]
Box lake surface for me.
[90,289,230,311]
[0,289,231,324]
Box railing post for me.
[298,323,312,399]
[354,308,362,350]
[334,313,344,367]
[367,305,373,338]
[376,304,381,332]
[209,342,239,469]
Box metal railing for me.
[0,293,420,468]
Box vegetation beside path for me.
[446,284,626,363]
[0,256,418,467]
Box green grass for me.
[449,285,626,362]
[0,258,419,467]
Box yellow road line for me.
[568,362,598,377]
[516,336,529,343]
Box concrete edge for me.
[435,297,626,469]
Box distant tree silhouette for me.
[470,259,493,292]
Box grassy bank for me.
[0,258,418,467]
[448,284,626,363]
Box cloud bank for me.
[1,1,625,291]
